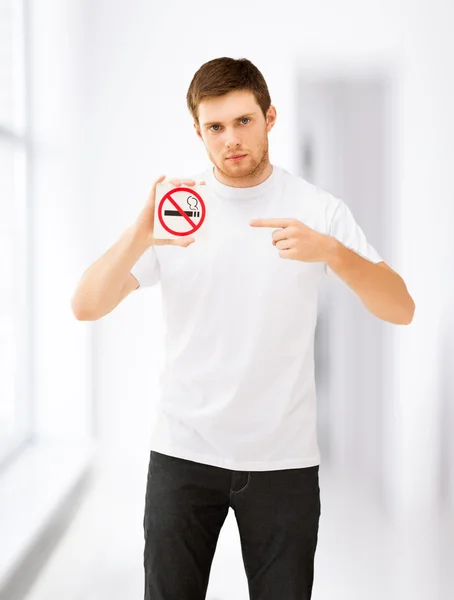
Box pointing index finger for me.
[249,218,293,228]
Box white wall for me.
[83,0,454,523]
[296,78,391,503]
[30,0,94,442]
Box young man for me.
[72,57,415,600]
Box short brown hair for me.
[186,57,272,124]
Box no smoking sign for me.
[153,184,207,239]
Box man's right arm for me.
[71,224,149,321]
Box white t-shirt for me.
[131,165,383,471]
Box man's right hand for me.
[134,175,206,247]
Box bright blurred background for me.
[0,0,453,598]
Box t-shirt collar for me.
[208,165,277,200]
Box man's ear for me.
[194,121,202,140]
[266,105,277,132]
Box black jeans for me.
[143,451,321,600]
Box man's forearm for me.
[71,224,150,320]
[326,239,415,325]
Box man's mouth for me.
[226,154,247,161]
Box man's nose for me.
[224,128,242,149]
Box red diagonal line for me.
[167,193,196,229]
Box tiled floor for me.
[23,453,453,600]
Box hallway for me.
[23,455,453,600]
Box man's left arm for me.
[325,238,415,325]
[249,215,415,326]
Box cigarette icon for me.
[164,210,201,217]
[164,195,201,218]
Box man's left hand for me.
[249,218,336,263]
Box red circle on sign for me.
[157,187,206,237]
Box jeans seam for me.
[230,472,251,498]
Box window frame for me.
[0,0,34,471]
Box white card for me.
[153,183,209,241]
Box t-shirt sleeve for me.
[324,198,383,277]
[130,245,160,288]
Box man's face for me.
[195,90,276,180]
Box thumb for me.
[170,236,195,248]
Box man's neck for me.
[213,160,273,188]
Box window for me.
[0,0,32,468]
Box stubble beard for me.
[212,135,270,183]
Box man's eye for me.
[210,125,221,131]
[240,118,250,125]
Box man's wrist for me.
[324,236,341,265]
[130,222,154,249]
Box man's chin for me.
[222,159,255,178]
